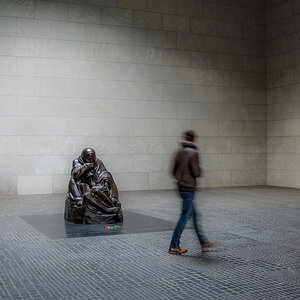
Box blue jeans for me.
[170,191,208,248]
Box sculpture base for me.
[20,211,178,239]
[64,197,123,224]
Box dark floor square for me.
[20,210,177,239]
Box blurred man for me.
[169,130,214,254]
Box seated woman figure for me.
[65,148,123,224]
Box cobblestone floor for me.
[0,186,299,299]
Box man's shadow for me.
[181,250,221,264]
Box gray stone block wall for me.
[0,0,267,195]
[266,0,300,188]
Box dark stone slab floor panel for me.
[20,211,178,239]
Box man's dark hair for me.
[183,130,197,142]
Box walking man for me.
[169,130,214,254]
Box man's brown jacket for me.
[172,141,201,191]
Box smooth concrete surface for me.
[266,0,300,188]
[0,187,299,299]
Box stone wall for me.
[266,0,300,188]
[0,0,266,195]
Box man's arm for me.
[172,153,179,177]
[190,151,201,178]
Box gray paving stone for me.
[0,187,299,299]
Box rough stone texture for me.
[0,187,299,299]
[0,0,268,195]
[266,0,300,188]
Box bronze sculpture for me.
[64,148,123,224]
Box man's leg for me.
[192,201,215,251]
[170,191,194,249]
[83,192,120,214]
[192,202,208,245]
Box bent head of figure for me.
[81,148,96,164]
[100,172,112,190]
